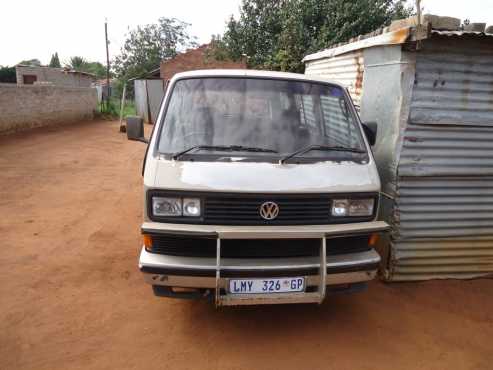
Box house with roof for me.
[16,65,95,88]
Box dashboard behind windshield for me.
[158,77,367,161]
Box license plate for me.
[228,277,305,294]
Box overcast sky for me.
[0,0,492,67]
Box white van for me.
[127,69,388,306]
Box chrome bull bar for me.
[214,237,328,306]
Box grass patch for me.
[98,98,136,119]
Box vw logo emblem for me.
[259,201,279,220]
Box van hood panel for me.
[150,159,380,193]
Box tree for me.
[112,17,197,85]
[82,61,106,79]
[18,59,41,66]
[0,66,16,83]
[219,0,413,72]
[65,56,87,71]
[63,57,106,78]
[222,1,285,68]
[49,53,61,68]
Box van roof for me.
[171,69,343,87]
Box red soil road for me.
[0,120,492,370]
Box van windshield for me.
[158,77,367,161]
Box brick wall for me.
[16,66,94,87]
[0,83,98,134]
[160,45,247,81]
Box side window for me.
[320,95,359,147]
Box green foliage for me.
[205,35,230,62]
[0,66,16,83]
[49,53,61,68]
[64,56,107,78]
[104,99,119,116]
[112,17,197,88]
[113,79,128,99]
[18,59,41,66]
[82,62,107,79]
[65,56,87,70]
[120,99,136,118]
[97,98,136,119]
[219,0,413,72]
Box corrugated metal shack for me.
[304,16,493,281]
[134,79,166,124]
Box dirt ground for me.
[0,120,492,370]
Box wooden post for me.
[105,19,111,112]
[119,83,127,132]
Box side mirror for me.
[126,116,149,143]
[362,121,377,146]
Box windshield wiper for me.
[279,144,365,164]
[172,145,278,160]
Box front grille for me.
[149,234,371,258]
[204,194,332,225]
[147,191,378,225]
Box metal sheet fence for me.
[399,124,493,176]
[410,36,493,126]
[392,133,493,280]
[390,177,493,280]
[303,31,493,281]
[134,79,166,124]
[390,35,493,280]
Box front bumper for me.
[138,221,388,305]
[140,248,380,285]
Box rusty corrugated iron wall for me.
[304,29,493,281]
[304,51,364,107]
[389,34,493,280]
[410,35,493,125]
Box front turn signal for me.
[368,233,379,247]
[143,234,153,250]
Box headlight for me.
[332,199,349,216]
[151,196,202,217]
[152,197,182,216]
[332,198,374,217]
[183,198,201,217]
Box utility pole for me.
[104,18,110,112]
[415,0,422,50]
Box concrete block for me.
[389,14,460,32]
[425,14,461,30]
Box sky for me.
[0,0,492,67]
[0,0,241,66]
